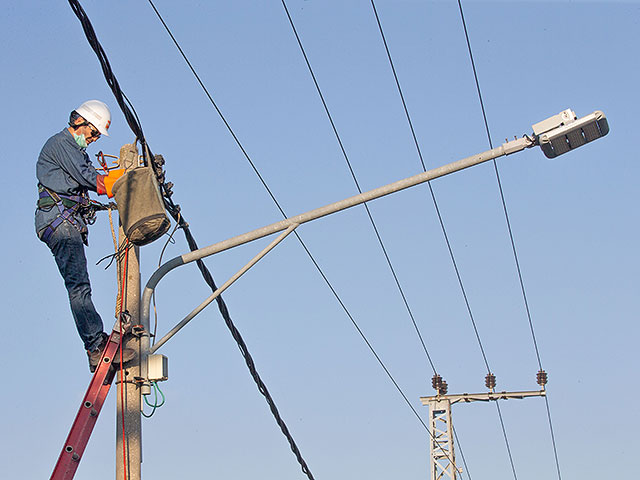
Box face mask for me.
[73,133,88,149]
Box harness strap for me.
[37,185,90,208]
[37,184,89,244]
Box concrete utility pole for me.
[115,144,142,480]
[420,389,546,480]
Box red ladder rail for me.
[50,330,124,480]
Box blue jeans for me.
[43,221,104,351]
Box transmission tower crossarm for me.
[423,388,545,480]
[420,389,546,406]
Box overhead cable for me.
[368,0,485,475]
[368,0,494,375]
[452,425,473,480]
[279,1,469,471]
[455,1,562,478]
[453,2,518,478]
[144,0,443,450]
[68,1,315,478]
[279,0,438,373]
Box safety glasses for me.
[71,120,101,139]
[87,124,101,139]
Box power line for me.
[367,1,501,476]
[372,3,530,476]
[453,425,473,480]
[145,0,283,216]
[369,0,497,377]
[279,0,439,375]
[453,2,518,477]
[455,1,562,478]
[145,0,438,444]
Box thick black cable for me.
[455,1,561,479]
[68,2,315,478]
[171,224,316,479]
[67,1,147,156]
[279,0,438,375]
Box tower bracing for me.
[428,398,457,480]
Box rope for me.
[108,207,118,252]
[68,2,315,477]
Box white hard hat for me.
[75,100,111,136]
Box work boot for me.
[87,333,109,373]
[87,333,136,373]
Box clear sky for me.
[1,1,638,479]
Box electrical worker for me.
[35,100,130,372]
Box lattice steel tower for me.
[421,373,547,480]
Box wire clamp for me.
[131,324,146,338]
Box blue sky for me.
[1,1,638,479]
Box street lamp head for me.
[532,109,609,159]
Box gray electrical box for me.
[148,354,169,382]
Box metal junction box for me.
[147,354,169,382]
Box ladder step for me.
[50,331,123,480]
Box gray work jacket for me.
[35,129,99,237]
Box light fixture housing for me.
[533,109,609,159]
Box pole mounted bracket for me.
[130,324,146,338]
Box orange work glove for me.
[97,169,126,198]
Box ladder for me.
[50,320,130,480]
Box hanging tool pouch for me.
[112,167,170,246]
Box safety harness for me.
[37,184,97,244]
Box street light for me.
[533,109,609,158]
[139,108,610,373]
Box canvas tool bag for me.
[112,167,170,246]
